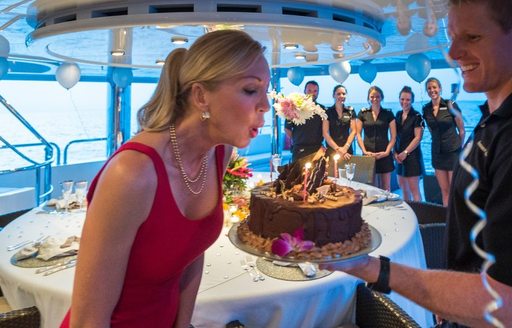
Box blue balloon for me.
[405,54,431,83]
[359,62,377,83]
[287,67,304,86]
[0,57,8,79]
[112,67,133,88]
[329,61,351,83]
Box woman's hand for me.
[396,151,407,163]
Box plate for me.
[228,223,382,264]
[386,193,400,201]
[11,254,77,268]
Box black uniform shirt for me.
[325,105,355,151]
[285,103,325,148]
[357,107,395,152]
[447,93,512,286]
[394,108,424,154]
[422,99,462,154]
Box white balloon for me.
[329,61,351,83]
[0,35,10,57]
[56,62,81,89]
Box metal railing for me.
[0,94,54,205]
[63,137,107,165]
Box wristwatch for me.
[367,256,391,294]
[404,150,409,156]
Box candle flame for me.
[305,162,312,169]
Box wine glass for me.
[338,168,346,186]
[60,180,74,213]
[344,163,356,186]
[271,154,282,180]
[74,180,88,211]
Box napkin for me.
[36,236,80,261]
[47,196,78,210]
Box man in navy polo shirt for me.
[321,1,512,326]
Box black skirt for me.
[432,149,460,171]
[397,150,424,177]
[375,154,395,174]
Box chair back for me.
[355,283,421,328]
[405,200,447,224]
[341,155,376,185]
[419,223,447,270]
[0,306,40,328]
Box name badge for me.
[439,106,448,111]
[342,115,350,119]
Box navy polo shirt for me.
[447,92,512,286]
[325,105,355,152]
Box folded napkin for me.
[37,236,80,261]
[46,196,78,210]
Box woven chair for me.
[355,283,420,328]
[0,306,40,328]
[405,200,448,270]
[405,200,447,224]
[340,155,376,185]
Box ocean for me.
[0,87,485,173]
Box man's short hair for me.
[449,0,512,32]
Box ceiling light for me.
[155,59,165,66]
[294,53,306,60]
[110,50,125,56]
[171,37,188,45]
[284,43,298,50]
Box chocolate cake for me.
[237,150,371,260]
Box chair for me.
[406,201,447,270]
[355,283,421,328]
[405,200,447,224]
[0,306,40,328]
[340,155,376,185]
[422,174,443,205]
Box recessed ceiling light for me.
[294,53,306,60]
[155,59,165,66]
[171,36,188,45]
[110,50,125,56]
[284,43,298,50]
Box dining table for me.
[0,175,433,328]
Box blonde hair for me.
[137,30,265,131]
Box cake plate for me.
[228,223,382,265]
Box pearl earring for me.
[201,111,211,121]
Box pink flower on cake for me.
[268,91,327,125]
[271,228,315,257]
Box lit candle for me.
[303,162,312,202]
[333,153,340,178]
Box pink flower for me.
[271,228,315,257]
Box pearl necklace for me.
[169,124,209,195]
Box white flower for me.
[269,91,327,125]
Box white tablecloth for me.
[0,179,433,328]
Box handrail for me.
[63,137,107,164]
[0,94,55,205]
[0,141,61,165]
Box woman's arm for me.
[322,119,340,151]
[70,151,157,327]
[173,254,205,328]
[384,119,397,155]
[397,126,423,162]
[454,114,466,145]
[356,119,369,155]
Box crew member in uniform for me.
[285,80,325,162]
[322,84,356,176]
[423,77,465,206]
[356,86,396,191]
[394,86,424,202]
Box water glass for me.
[271,154,282,180]
[60,180,74,212]
[344,163,356,186]
[74,180,88,211]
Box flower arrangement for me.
[223,150,253,204]
[268,90,327,125]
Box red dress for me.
[60,142,225,327]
